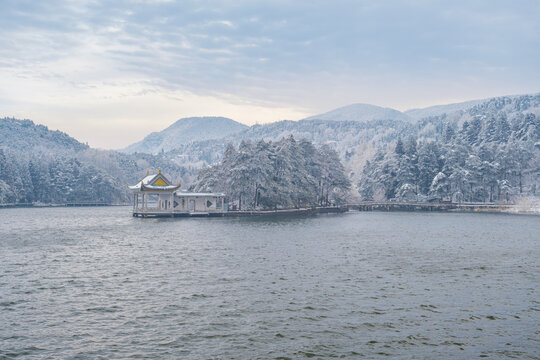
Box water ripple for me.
[0,207,538,358]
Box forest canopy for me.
[190,136,351,210]
[358,113,539,202]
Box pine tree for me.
[417,142,440,195]
[395,137,405,156]
[190,136,350,209]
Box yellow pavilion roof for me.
[128,171,181,192]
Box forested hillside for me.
[190,136,350,209]
[165,118,416,173]
[2,93,539,205]
[161,95,538,173]
[359,99,540,202]
[0,118,88,153]
[168,94,540,203]
[0,118,189,204]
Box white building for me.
[128,171,226,217]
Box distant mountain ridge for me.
[123,93,539,157]
[403,94,538,119]
[405,99,487,119]
[162,93,540,187]
[303,103,412,122]
[121,116,248,155]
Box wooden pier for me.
[133,206,347,218]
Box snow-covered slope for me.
[0,117,88,153]
[358,94,540,202]
[122,117,248,154]
[404,94,539,119]
[304,103,412,122]
[165,93,540,184]
[405,99,492,119]
[0,118,190,204]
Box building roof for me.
[128,171,181,192]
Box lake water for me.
[0,207,538,359]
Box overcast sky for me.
[1,0,539,149]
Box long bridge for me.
[345,201,512,213]
[221,202,514,217]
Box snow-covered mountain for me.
[164,93,540,189]
[359,94,540,202]
[304,103,412,122]
[2,93,538,205]
[0,117,189,204]
[405,98,494,119]
[165,118,413,171]
[404,94,539,119]
[0,117,88,153]
[121,116,248,154]
[126,95,540,160]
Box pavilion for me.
[128,170,226,217]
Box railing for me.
[346,201,514,212]
[133,206,223,214]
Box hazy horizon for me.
[1,0,539,148]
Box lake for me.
[0,207,538,359]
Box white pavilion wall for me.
[173,196,224,213]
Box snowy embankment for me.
[508,197,540,215]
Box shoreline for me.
[0,203,128,209]
[348,201,540,215]
[1,202,538,216]
[132,202,540,218]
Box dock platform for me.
[132,206,347,218]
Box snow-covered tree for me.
[190,136,350,209]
